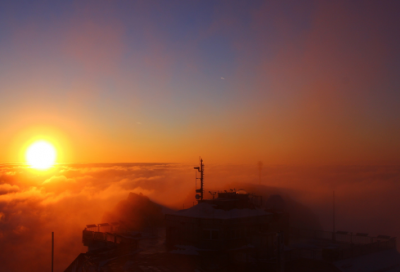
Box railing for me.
[85,222,121,233]
[321,239,397,262]
[290,228,333,241]
[290,228,395,245]
[288,228,396,261]
[82,230,131,247]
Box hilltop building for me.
[65,159,400,272]
[164,159,289,260]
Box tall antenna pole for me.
[52,232,54,272]
[194,158,204,201]
[200,158,204,201]
[333,191,336,241]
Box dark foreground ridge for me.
[65,161,400,272]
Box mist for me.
[0,163,399,271]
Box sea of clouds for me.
[0,163,399,271]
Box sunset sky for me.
[1,0,400,165]
[1,2,400,271]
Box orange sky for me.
[1,1,400,165]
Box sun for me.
[26,141,57,170]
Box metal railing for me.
[85,222,121,233]
[288,228,396,261]
[290,228,395,245]
[82,230,131,246]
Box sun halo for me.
[26,141,57,170]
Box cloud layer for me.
[0,163,399,271]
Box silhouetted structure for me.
[66,159,400,272]
[165,190,288,252]
[82,222,140,252]
[194,158,204,201]
[52,232,54,272]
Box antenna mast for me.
[333,190,336,241]
[52,232,54,272]
[194,158,204,201]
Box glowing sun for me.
[26,141,56,170]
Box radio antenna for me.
[194,158,204,201]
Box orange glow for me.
[26,141,56,170]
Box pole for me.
[333,191,336,241]
[200,158,204,201]
[194,158,204,201]
[52,232,54,272]
[277,232,285,272]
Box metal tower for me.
[194,158,204,201]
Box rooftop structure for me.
[66,158,400,272]
[165,159,289,263]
